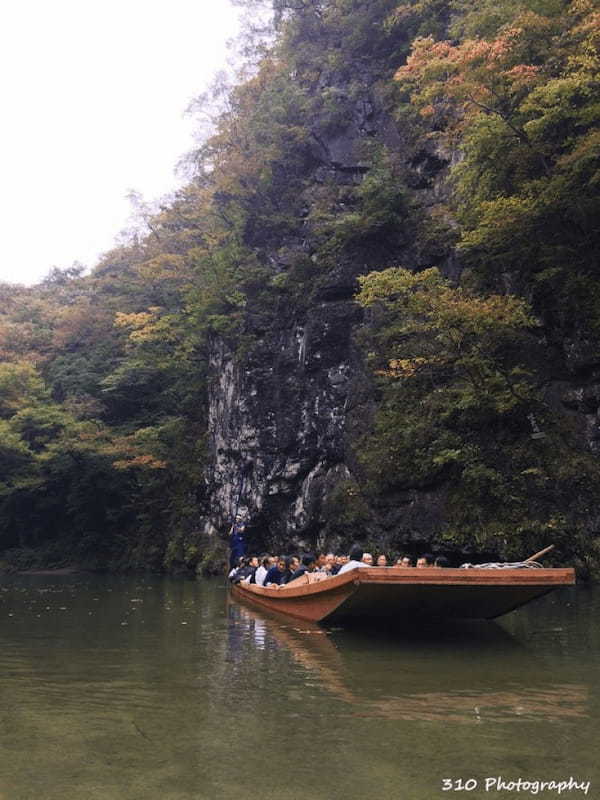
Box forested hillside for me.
[1,0,599,575]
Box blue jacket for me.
[263,566,284,586]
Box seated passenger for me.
[231,555,259,584]
[247,555,260,582]
[400,556,412,567]
[416,554,434,568]
[362,552,374,565]
[264,557,287,586]
[228,556,245,579]
[315,553,328,572]
[325,553,339,575]
[282,556,300,584]
[434,556,450,568]
[289,553,317,582]
[254,555,272,588]
[338,545,370,574]
[376,554,388,567]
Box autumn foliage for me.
[1,0,599,571]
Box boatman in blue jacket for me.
[229,518,247,570]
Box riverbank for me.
[1,537,596,580]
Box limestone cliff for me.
[201,68,456,557]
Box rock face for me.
[201,69,455,557]
[204,297,364,551]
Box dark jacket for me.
[230,565,256,584]
[288,565,309,582]
[229,524,246,569]
[263,566,284,586]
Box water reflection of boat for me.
[228,600,588,724]
[232,567,576,623]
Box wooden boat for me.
[231,566,575,623]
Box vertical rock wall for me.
[201,69,458,556]
[204,297,364,550]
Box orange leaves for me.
[113,454,167,471]
[96,427,169,472]
[53,302,113,352]
[505,64,540,87]
[395,14,557,136]
[114,310,156,331]
[379,356,435,378]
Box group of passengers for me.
[228,545,450,587]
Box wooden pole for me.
[526,544,555,562]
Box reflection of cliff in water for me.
[228,600,588,724]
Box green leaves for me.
[0,362,51,418]
[355,266,600,553]
[0,420,37,496]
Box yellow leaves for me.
[114,307,175,344]
[358,267,535,336]
[0,362,50,418]
[376,357,424,378]
[442,291,535,331]
[459,194,537,251]
[357,265,443,306]
[520,466,545,478]
[114,310,157,330]
[113,454,167,471]
[134,254,187,285]
[358,267,536,417]
[569,0,600,61]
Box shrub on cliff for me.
[357,267,600,560]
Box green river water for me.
[0,575,598,800]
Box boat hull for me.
[231,567,575,623]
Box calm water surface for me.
[0,575,598,800]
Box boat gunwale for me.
[234,566,575,601]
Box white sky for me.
[0,0,241,286]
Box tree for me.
[357,267,600,556]
[395,2,600,342]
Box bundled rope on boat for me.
[459,544,555,570]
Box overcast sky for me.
[0,0,241,286]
